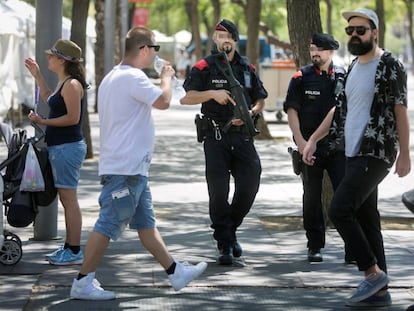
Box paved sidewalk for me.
[1,99,414,310]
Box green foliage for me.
[22,0,35,6]
[318,0,410,55]
[142,0,188,35]
[17,0,73,18]
[18,0,412,57]
[261,0,288,40]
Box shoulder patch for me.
[194,59,209,70]
[292,70,303,79]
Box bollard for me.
[32,195,59,241]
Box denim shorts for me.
[48,140,86,189]
[94,174,156,241]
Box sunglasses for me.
[50,47,81,62]
[139,44,160,52]
[345,26,371,36]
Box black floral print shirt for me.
[328,50,407,167]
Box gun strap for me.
[213,55,240,87]
[212,54,258,136]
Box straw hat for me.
[45,39,83,63]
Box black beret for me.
[310,33,339,50]
[215,19,239,41]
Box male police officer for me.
[180,19,267,265]
[284,33,349,263]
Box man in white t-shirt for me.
[69,26,207,301]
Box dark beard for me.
[223,46,233,54]
[347,37,374,56]
[311,57,325,67]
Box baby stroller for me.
[0,122,54,265]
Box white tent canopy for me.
[174,30,192,46]
[152,29,194,67]
[0,0,33,119]
[0,0,96,121]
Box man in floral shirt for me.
[302,8,410,308]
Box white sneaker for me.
[168,261,207,291]
[70,272,116,300]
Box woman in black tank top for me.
[24,39,88,266]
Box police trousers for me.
[329,156,390,272]
[203,131,261,246]
[301,152,345,250]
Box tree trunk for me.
[71,0,93,159]
[404,0,414,74]
[246,0,261,68]
[231,0,272,140]
[376,0,385,48]
[324,0,333,35]
[185,0,202,60]
[256,116,272,140]
[200,0,220,55]
[286,0,322,68]
[94,0,105,113]
[286,0,333,224]
[322,171,334,228]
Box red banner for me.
[133,7,149,26]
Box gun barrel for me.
[219,53,258,136]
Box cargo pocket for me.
[111,187,135,230]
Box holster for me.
[195,114,208,143]
[288,147,302,175]
[253,112,261,126]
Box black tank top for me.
[45,78,84,146]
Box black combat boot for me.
[232,241,242,258]
[217,243,233,265]
[308,248,323,262]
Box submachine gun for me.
[215,52,259,137]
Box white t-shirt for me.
[98,65,163,176]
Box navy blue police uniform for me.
[283,33,347,262]
[183,27,267,264]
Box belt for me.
[206,118,247,140]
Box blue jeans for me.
[329,156,390,272]
[93,174,155,241]
[48,140,86,189]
